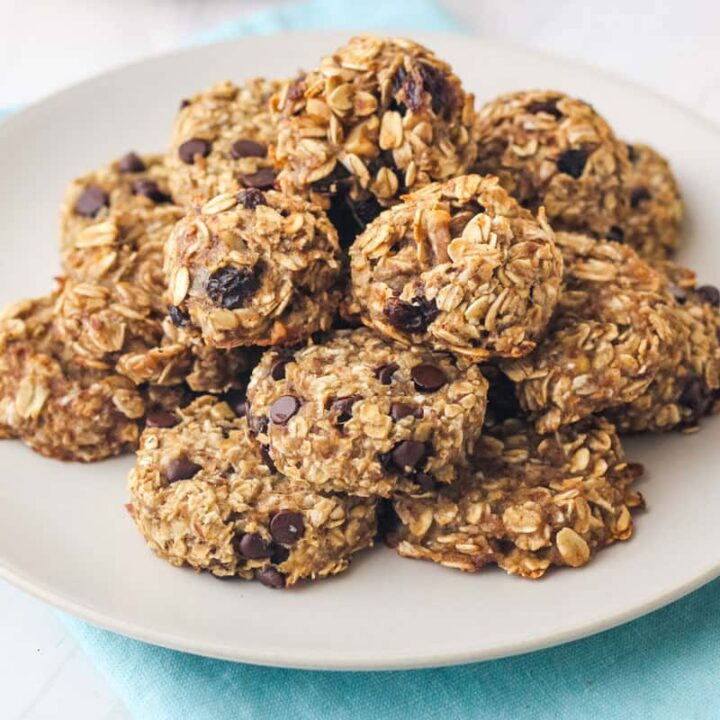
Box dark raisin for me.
[556,149,588,178]
[206,266,260,309]
[630,187,652,208]
[236,188,266,209]
[526,98,562,119]
[606,226,625,243]
[168,304,190,327]
[384,295,439,334]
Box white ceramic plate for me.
[1,31,719,671]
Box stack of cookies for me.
[2,35,717,588]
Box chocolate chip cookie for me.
[129,396,378,587]
[348,174,563,361]
[246,328,488,497]
[389,415,643,579]
[164,189,343,348]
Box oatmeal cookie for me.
[164,188,342,348]
[348,174,563,361]
[389,415,643,579]
[473,90,631,239]
[622,142,683,260]
[0,291,148,461]
[128,396,377,587]
[246,328,488,497]
[60,153,183,307]
[272,35,476,224]
[166,79,280,206]
[606,262,720,431]
[502,232,674,433]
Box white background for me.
[1,0,719,717]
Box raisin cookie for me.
[389,415,643,579]
[166,79,280,206]
[128,396,378,587]
[622,142,683,260]
[246,328,488,497]
[473,90,631,239]
[348,174,563,361]
[502,232,675,433]
[164,188,342,348]
[272,35,476,224]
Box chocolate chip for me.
[630,187,652,208]
[260,444,276,472]
[390,402,423,421]
[270,395,301,425]
[329,394,362,424]
[414,472,437,492]
[168,304,190,327]
[696,285,720,307]
[118,152,146,173]
[270,358,290,381]
[556,149,588,179]
[236,532,271,559]
[178,138,211,165]
[256,567,286,588]
[375,362,399,385]
[230,139,267,159]
[206,266,260,309]
[606,226,625,243]
[271,545,290,565]
[384,296,438,333]
[239,168,276,189]
[411,364,447,392]
[270,511,305,545]
[526,99,562,119]
[390,440,428,473]
[132,179,171,204]
[224,389,247,417]
[237,188,266,209]
[145,411,178,428]
[74,185,109,217]
[165,456,201,483]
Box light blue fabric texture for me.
[4,1,718,718]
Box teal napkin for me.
[4,1,719,718]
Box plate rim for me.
[1,30,720,671]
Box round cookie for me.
[166,79,280,206]
[164,188,342,348]
[273,35,476,222]
[622,142,683,260]
[0,291,149,461]
[606,262,720,432]
[473,90,631,239]
[389,415,644,579]
[246,328,489,497]
[128,396,378,587]
[60,153,183,308]
[502,232,675,433]
[348,174,563,361]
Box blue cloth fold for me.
[4,1,718,718]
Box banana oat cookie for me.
[166,79,280,206]
[389,415,643,579]
[606,263,720,432]
[622,142,683,260]
[128,396,378,587]
[502,232,675,433]
[272,35,476,222]
[246,328,489,497]
[348,175,563,361]
[60,153,183,307]
[473,90,631,239]
[164,188,342,348]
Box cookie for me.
[622,142,683,260]
[128,396,378,587]
[60,153,183,308]
[166,79,280,206]
[348,174,563,361]
[246,328,489,497]
[272,35,476,225]
[502,232,675,433]
[606,262,720,431]
[473,90,631,239]
[389,415,643,579]
[164,188,342,348]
